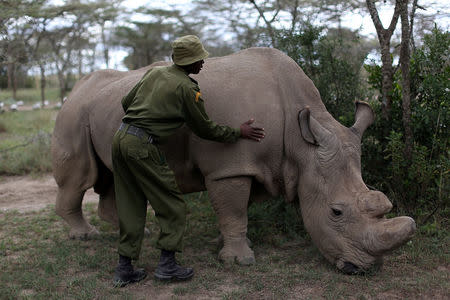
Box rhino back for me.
[55,48,327,196]
[183,48,327,196]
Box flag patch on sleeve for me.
[195,92,201,102]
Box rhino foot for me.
[213,234,253,249]
[219,251,256,266]
[218,238,255,266]
[69,225,100,240]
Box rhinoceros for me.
[51,47,416,273]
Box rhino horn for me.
[366,216,416,256]
[350,101,375,139]
[298,107,336,147]
[358,191,393,218]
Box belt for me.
[119,122,155,144]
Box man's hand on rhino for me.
[240,119,265,142]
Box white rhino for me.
[51,47,416,273]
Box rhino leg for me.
[206,176,255,265]
[214,233,252,249]
[53,125,100,239]
[55,186,99,239]
[94,163,119,226]
[97,182,119,226]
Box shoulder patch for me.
[195,91,201,102]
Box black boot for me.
[154,250,194,281]
[113,255,147,287]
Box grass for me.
[0,88,62,175]
[0,87,60,104]
[0,109,57,175]
[0,195,448,299]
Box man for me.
[112,35,265,287]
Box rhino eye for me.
[332,208,342,216]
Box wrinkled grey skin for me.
[52,48,416,273]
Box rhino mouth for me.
[340,261,361,275]
[337,254,384,275]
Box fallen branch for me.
[0,131,51,154]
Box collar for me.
[171,64,198,84]
[171,64,189,75]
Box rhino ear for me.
[298,107,334,147]
[298,107,317,145]
[350,101,375,139]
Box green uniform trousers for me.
[112,124,186,260]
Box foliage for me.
[0,109,56,175]
[0,87,59,103]
[192,0,366,49]
[248,197,307,245]
[112,7,228,70]
[113,16,176,69]
[277,23,371,124]
[362,27,449,224]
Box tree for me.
[278,24,372,120]
[114,21,174,70]
[0,0,45,99]
[39,0,116,102]
[365,0,401,120]
[113,8,203,69]
[399,0,412,159]
[192,0,368,49]
[366,0,423,158]
[363,27,449,219]
[25,3,62,104]
[93,0,122,69]
[2,31,28,99]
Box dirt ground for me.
[0,174,98,212]
[1,174,448,299]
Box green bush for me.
[277,23,370,125]
[362,27,449,224]
[247,197,307,245]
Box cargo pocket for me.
[148,145,166,165]
[155,147,167,165]
[127,146,149,160]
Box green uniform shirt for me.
[122,64,241,144]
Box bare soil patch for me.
[0,174,97,212]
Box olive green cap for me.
[172,35,209,66]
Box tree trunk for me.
[78,48,83,78]
[249,0,278,47]
[39,63,46,105]
[380,39,394,119]
[12,64,17,100]
[366,0,402,121]
[90,46,96,73]
[400,0,413,159]
[65,71,72,92]
[57,71,66,103]
[7,62,17,100]
[101,22,109,68]
[289,0,300,35]
[409,0,418,51]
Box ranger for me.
[112,35,265,287]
